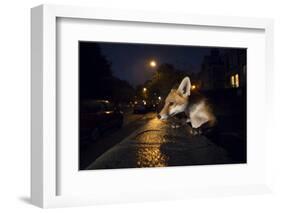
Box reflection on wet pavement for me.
[134,117,167,167]
[135,117,182,168]
[135,130,169,167]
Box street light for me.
[191,85,196,90]
[143,87,147,92]
[149,60,157,68]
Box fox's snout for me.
[157,113,168,120]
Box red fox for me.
[157,77,216,134]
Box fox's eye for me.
[169,102,174,106]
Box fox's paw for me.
[190,128,202,136]
[171,123,181,129]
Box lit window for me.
[235,74,239,88]
[231,76,235,87]
[230,74,239,88]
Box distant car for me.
[133,102,158,114]
[146,103,158,112]
[80,100,123,143]
[133,103,147,114]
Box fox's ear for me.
[177,77,191,97]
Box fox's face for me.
[158,77,191,120]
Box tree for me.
[145,63,187,100]
[79,42,135,102]
[79,42,113,99]
[111,78,135,103]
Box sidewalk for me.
[87,117,231,170]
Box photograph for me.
[79,41,247,170]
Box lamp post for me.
[143,87,148,99]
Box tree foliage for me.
[138,63,188,101]
[79,42,135,102]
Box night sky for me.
[99,42,213,87]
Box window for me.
[235,74,239,87]
[230,73,239,88]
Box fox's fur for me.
[158,76,216,133]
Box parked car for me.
[80,100,123,143]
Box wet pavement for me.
[87,113,233,170]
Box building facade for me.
[199,48,246,90]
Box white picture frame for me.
[31,4,274,208]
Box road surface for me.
[84,112,243,170]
